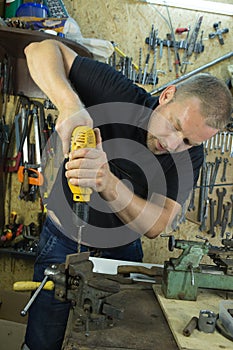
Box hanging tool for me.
[159,38,163,59]
[31,104,42,173]
[16,101,44,201]
[164,4,180,78]
[0,116,8,232]
[214,187,226,226]
[180,16,203,74]
[0,56,11,232]
[142,52,150,85]
[68,126,96,252]
[209,22,229,45]
[220,202,231,238]
[175,27,189,35]
[142,24,155,85]
[208,198,216,238]
[112,44,139,71]
[148,27,159,86]
[137,47,143,84]
[186,16,203,57]
[5,96,31,173]
[33,100,47,156]
[194,30,204,59]
[166,33,172,72]
[17,164,43,187]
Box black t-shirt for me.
[46,56,204,248]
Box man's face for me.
[147,87,218,155]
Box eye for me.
[174,123,182,133]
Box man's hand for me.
[56,108,93,157]
[65,128,110,192]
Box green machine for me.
[162,235,233,300]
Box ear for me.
[159,85,176,105]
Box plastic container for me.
[219,300,233,336]
[15,2,49,18]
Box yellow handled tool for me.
[13,280,54,291]
[68,126,96,250]
[68,125,96,202]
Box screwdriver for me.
[68,126,96,252]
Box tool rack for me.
[0,26,92,259]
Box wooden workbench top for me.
[154,285,233,350]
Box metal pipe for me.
[150,51,233,95]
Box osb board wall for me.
[1,0,233,291]
[64,0,233,264]
[66,0,232,90]
[0,255,35,291]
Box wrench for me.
[220,201,231,237]
[218,132,223,149]
[209,135,214,151]
[226,132,231,152]
[209,157,222,194]
[208,198,216,237]
[199,198,209,232]
[220,158,229,182]
[214,187,226,226]
[221,131,227,154]
[228,194,233,228]
[197,161,207,222]
[214,133,219,150]
[230,134,233,158]
[188,188,196,211]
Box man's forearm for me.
[101,172,181,238]
[25,40,93,155]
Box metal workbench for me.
[63,283,178,350]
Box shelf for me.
[0,247,36,259]
[0,26,93,98]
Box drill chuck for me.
[72,202,89,227]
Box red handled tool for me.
[175,27,189,34]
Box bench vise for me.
[162,235,233,300]
[46,252,124,335]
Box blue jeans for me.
[24,217,143,350]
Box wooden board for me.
[153,285,233,350]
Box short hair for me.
[174,73,232,130]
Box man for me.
[22,39,232,350]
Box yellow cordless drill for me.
[68,126,96,251]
